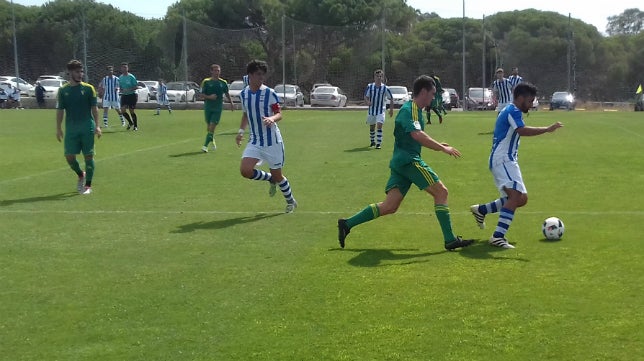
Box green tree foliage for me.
[607,8,644,35]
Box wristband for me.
[238,128,245,135]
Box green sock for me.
[204,132,213,147]
[434,204,456,243]
[346,203,380,228]
[85,158,95,184]
[67,158,82,176]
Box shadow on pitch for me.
[339,248,447,267]
[457,240,530,262]
[0,192,77,206]
[171,213,282,233]
[168,151,206,158]
[344,146,373,153]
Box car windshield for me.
[229,81,245,90]
[389,87,407,94]
[275,85,296,94]
[552,92,570,100]
[41,79,63,87]
[143,81,156,86]
[315,87,336,94]
[469,89,486,98]
[167,83,187,91]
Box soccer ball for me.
[542,217,565,240]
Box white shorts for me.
[242,142,285,170]
[102,100,121,109]
[366,113,385,125]
[490,160,527,197]
[157,99,169,106]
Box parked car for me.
[443,88,459,109]
[441,89,451,108]
[28,78,67,99]
[274,84,305,107]
[311,82,332,94]
[635,92,644,111]
[549,91,575,110]
[228,80,245,103]
[388,85,410,108]
[135,81,151,102]
[0,75,34,96]
[142,80,159,100]
[466,87,496,110]
[37,75,64,82]
[532,97,539,111]
[166,81,196,102]
[310,86,347,107]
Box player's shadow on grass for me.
[0,192,77,206]
[344,146,373,153]
[478,131,494,135]
[169,151,207,158]
[343,248,447,267]
[457,241,530,262]
[171,213,282,233]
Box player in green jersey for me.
[200,64,234,152]
[56,60,101,195]
[337,75,474,251]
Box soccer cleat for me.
[81,186,92,195]
[121,120,126,127]
[201,146,208,153]
[285,199,298,213]
[370,141,376,147]
[375,144,382,149]
[211,140,217,150]
[133,127,138,131]
[439,116,443,124]
[445,236,474,250]
[470,204,486,229]
[103,121,109,127]
[77,172,86,193]
[337,219,350,248]
[268,181,277,197]
[126,124,131,130]
[489,236,515,249]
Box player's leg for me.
[375,115,385,149]
[367,116,376,147]
[102,106,109,127]
[129,96,138,130]
[202,111,215,152]
[240,144,270,181]
[64,133,84,192]
[121,97,133,128]
[488,162,527,249]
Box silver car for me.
[0,76,34,96]
[228,80,245,103]
[388,85,410,108]
[310,86,347,107]
[274,84,304,107]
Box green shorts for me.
[64,128,95,156]
[385,160,439,196]
[204,109,222,124]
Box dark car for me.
[443,88,459,109]
[635,93,644,111]
[549,91,575,110]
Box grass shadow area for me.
[168,151,206,158]
[457,241,530,261]
[171,213,282,233]
[0,192,77,206]
[339,248,447,267]
[344,146,373,152]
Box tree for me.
[607,8,643,36]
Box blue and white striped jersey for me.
[508,75,523,88]
[492,78,514,105]
[489,104,525,169]
[157,83,168,103]
[241,85,282,146]
[364,83,393,116]
[243,75,249,88]
[100,75,120,102]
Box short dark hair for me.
[513,82,537,99]
[67,59,83,71]
[121,62,128,66]
[412,75,436,97]
[246,59,268,75]
[210,64,221,70]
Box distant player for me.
[364,69,393,149]
[200,64,233,152]
[98,65,124,127]
[469,82,563,249]
[508,67,524,89]
[235,59,297,213]
[426,71,446,124]
[56,59,101,195]
[154,79,171,115]
[118,62,139,130]
[491,68,514,112]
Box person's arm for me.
[56,109,64,142]
[410,130,461,158]
[225,91,233,111]
[92,105,102,138]
[516,122,563,136]
[263,103,282,126]
[236,112,249,147]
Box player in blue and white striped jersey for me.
[98,65,124,127]
[491,68,514,112]
[364,69,393,149]
[508,67,523,89]
[242,74,249,88]
[235,60,297,213]
[154,79,171,115]
[469,83,562,249]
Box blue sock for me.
[478,197,507,215]
[493,207,515,238]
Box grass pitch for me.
[1,108,643,360]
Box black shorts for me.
[120,93,138,109]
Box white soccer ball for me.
[542,217,564,240]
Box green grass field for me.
[1,108,643,360]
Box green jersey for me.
[56,82,98,131]
[389,100,426,168]
[201,77,229,112]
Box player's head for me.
[67,59,84,83]
[120,62,129,73]
[106,65,114,74]
[513,82,537,113]
[496,68,504,79]
[246,60,268,88]
[511,67,519,75]
[210,64,221,78]
[412,75,436,108]
[374,69,384,83]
